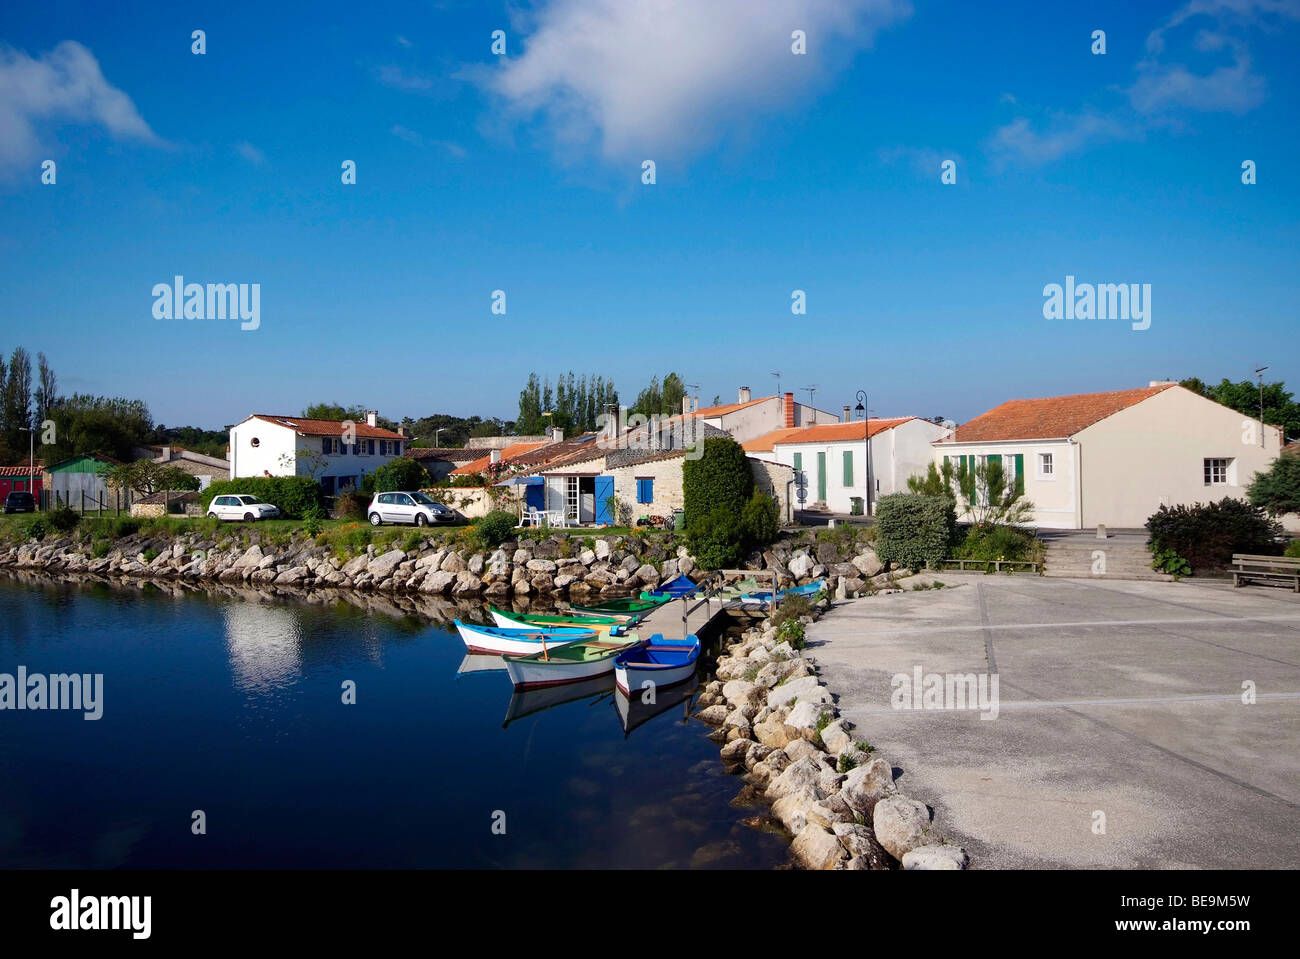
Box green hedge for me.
[683,437,753,527]
[874,493,956,572]
[1146,497,1282,572]
[199,477,324,519]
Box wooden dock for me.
[627,569,777,640]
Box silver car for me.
[367,491,455,527]
[207,494,281,522]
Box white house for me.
[746,416,952,515]
[229,411,407,495]
[933,382,1292,530]
[690,389,839,444]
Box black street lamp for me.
[855,391,871,518]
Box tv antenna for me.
[801,384,819,409]
[771,370,782,396]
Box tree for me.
[34,352,57,427]
[683,437,754,527]
[2,346,32,453]
[44,394,153,463]
[101,460,200,498]
[365,457,431,494]
[302,403,397,432]
[907,460,957,499]
[1248,451,1300,517]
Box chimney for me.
[738,386,751,404]
[550,426,564,443]
[160,446,172,461]
[490,449,502,465]
[784,392,795,428]
[366,410,378,428]
[682,395,691,415]
[397,426,406,437]
[843,406,851,424]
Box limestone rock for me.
[872,796,932,861]
[902,844,969,870]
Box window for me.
[842,450,854,487]
[1038,452,1054,478]
[1204,458,1230,486]
[380,440,389,456]
[393,441,401,456]
[565,476,579,521]
[636,477,654,503]
[250,437,260,448]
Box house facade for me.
[0,465,43,502]
[934,383,1290,530]
[746,417,952,515]
[132,445,230,490]
[229,412,406,494]
[692,389,838,444]
[43,455,119,509]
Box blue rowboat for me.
[453,620,595,656]
[739,579,826,606]
[613,634,700,696]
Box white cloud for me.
[988,112,1132,167]
[991,0,1297,165]
[234,141,266,165]
[0,40,161,176]
[479,0,910,163]
[390,124,466,158]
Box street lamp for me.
[855,391,871,518]
[434,428,446,448]
[18,425,35,510]
[1254,366,1269,449]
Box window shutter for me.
[322,437,330,454]
[843,450,853,486]
[1014,454,1024,496]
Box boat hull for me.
[613,636,701,696]
[490,608,623,636]
[503,639,641,689]
[454,620,593,656]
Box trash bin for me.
[672,508,686,530]
[849,497,864,516]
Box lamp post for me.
[18,425,35,509]
[434,428,446,449]
[1254,366,1269,449]
[854,391,871,518]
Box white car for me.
[368,491,455,527]
[207,494,281,522]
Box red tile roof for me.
[695,395,772,417]
[451,441,548,476]
[777,417,917,445]
[947,385,1176,443]
[741,427,806,452]
[0,465,43,476]
[243,414,404,440]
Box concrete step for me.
[1043,570,1174,582]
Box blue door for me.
[593,476,614,525]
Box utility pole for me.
[1255,366,1269,448]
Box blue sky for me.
[1,0,1297,429]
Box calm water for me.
[0,574,788,869]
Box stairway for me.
[1041,534,1174,582]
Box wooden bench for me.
[1232,554,1300,592]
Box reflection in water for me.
[616,677,699,737]
[223,601,304,694]
[502,674,616,728]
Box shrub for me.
[1146,498,1282,572]
[477,510,517,548]
[685,507,745,570]
[200,477,324,519]
[777,617,806,650]
[953,522,1037,562]
[364,457,431,495]
[874,493,957,572]
[333,489,367,520]
[47,505,81,532]
[682,437,753,528]
[301,502,325,536]
[1285,539,1300,559]
[739,491,780,549]
[22,516,50,541]
[91,538,112,558]
[1151,547,1191,577]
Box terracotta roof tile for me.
[451,441,548,476]
[947,385,1175,443]
[245,414,404,440]
[775,418,916,445]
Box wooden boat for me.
[713,576,762,599]
[739,579,826,606]
[503,634,642,689]
[615,676,698,737]
[568,596,667,618]
[454,620,595,656]
[613,634,700,695]
[490,607,625,636]
[638,575,698,601]
[502,674,615,728]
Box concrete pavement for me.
[808,573,1300,868]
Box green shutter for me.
[843,450,853,486]
[792,452,802,471]
[1014,454,1024,497]
[817,452,827,501]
